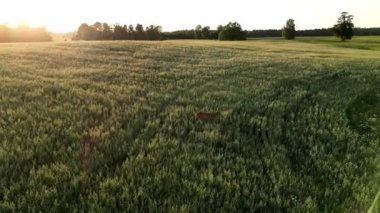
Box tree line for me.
[74,22,247,41]
[74,21,380,42]
[0,25,51,42]
[247,28,380,38]
[73,22,163,40]
[1,11,378,43]
[280,12,355,41]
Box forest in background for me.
[248,28,380,37]
[0,22,380,42]
[72,21,380,41]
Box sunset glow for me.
[1,0,379,32]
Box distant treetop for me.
[218,22,247,41]
[73,22,162,41]
[333,12,354,41]
[282,19,296,40]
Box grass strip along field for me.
[0,37,379,212]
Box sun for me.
[1,1,45,28]
[0,0,76,32]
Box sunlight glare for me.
[0,0,379,32]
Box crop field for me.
[0,37,379,212]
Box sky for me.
[0,0,379,32]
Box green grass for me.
[369,189,380,213]
[0,37,379,212]
[297,36,380,50]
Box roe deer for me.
[80,130,101,174]
[195,111,220,121]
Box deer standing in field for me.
[80,129,102,174]
[195,111,220,121]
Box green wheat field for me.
[0,37,379,212]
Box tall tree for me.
[333,12,354,41]
[145,25,162,40]
[75,23,97,40]
[128,24,135,39]
[113,24,127,40]
[93,22,102,31]
[92,22,103,39]
[194,25,202,39]
[209,25,224,39]
[218,22,246,41]
[102,23,112,40]
[282,19,295,40]
[217,25,223,33]
[135,24,145,40]
[201,26,210,39]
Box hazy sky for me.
[0,0,379,32]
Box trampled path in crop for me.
[0,37,379,212]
